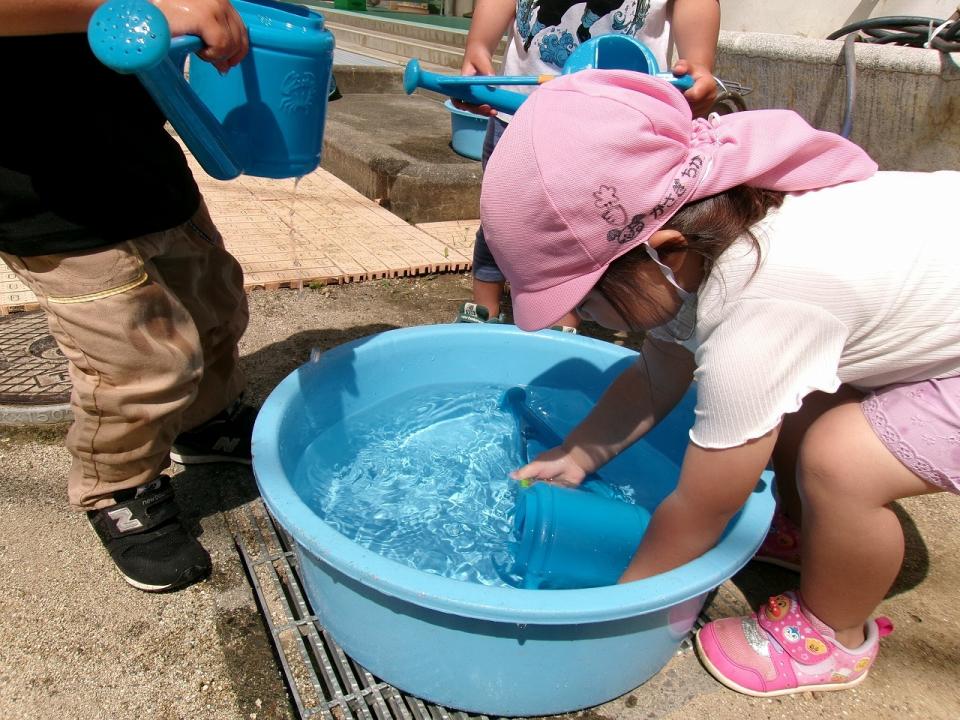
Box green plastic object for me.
[334,0,366,10]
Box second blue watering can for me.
[404,34,694,115]
[88,0,335,180]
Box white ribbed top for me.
[688,171,960,448]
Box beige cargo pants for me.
[0,203,248,510]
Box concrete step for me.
[319,7,473,49]
[334,38,460,92]
[328,21,468,69]
[316,6,506,69]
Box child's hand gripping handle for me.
[87,0,243,180]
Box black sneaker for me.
[170,396,257,465]
[87,477,211,592]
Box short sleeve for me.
[689,298,849,448]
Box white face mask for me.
[644,243,698,352]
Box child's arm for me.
[512,336,695,485]
[0,0,248,72]
[669,0,720,117]
[0,0,102,34]
[456,0,516,116]
[619,428,778,582]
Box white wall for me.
[720,1,957,39]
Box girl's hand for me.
[511,446,590,488]
[152,0,249,73]
[453,45,498,117]
[672,59,717,118]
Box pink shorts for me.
[861,375,960,495]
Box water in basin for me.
[291,381,675,587]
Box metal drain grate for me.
[0,311,72,425]
[234,499,705,720]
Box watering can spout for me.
[88,0,335,180]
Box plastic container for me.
[252,325,776,716]
[512,482,652,589]
[88,0,335,180]
[444,100,485,160]
[403,35,693,116]
[501,385,652,589]
[187,0,334,178]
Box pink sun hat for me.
[479,70,878,331]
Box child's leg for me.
[472,276,505,316]
[470,117,509,317]
[772,386,864,524]
[0,243,205,508]
[150,201,249,431]
[755,387,862,571]
[697,378,953,696]
[798,392,943,648]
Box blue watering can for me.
[87,0,335,180]
[501,387,652,589]
[511,481,652,589]
[404,34,694,115]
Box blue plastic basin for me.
[444,100,485,160]
[252,325,775,716]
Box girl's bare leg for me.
[797,398,940,648]
[772,386,863,524]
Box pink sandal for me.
[695,591,893,697]
[754,507,801,572]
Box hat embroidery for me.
[600,153,706,246]
[650,154,704,220]
[594,185,628,227]
[607,214,646,244]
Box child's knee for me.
[796,410,860,498]
[796,403,893,506]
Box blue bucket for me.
[252,325,775,716]
[444,100,485,161]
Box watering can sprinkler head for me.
[403,59,423,96]
[88,0,176,74]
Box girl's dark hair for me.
[595,185,786,331]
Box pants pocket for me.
[17,242,148,304]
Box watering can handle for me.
[87,0,243,180]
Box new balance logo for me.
[107,507,144,532]
[212,436,240,453]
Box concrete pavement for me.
[1,275,958,720]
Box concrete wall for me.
[721,1,958,39]
[715,31,960,171]
[447,1,957,34]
